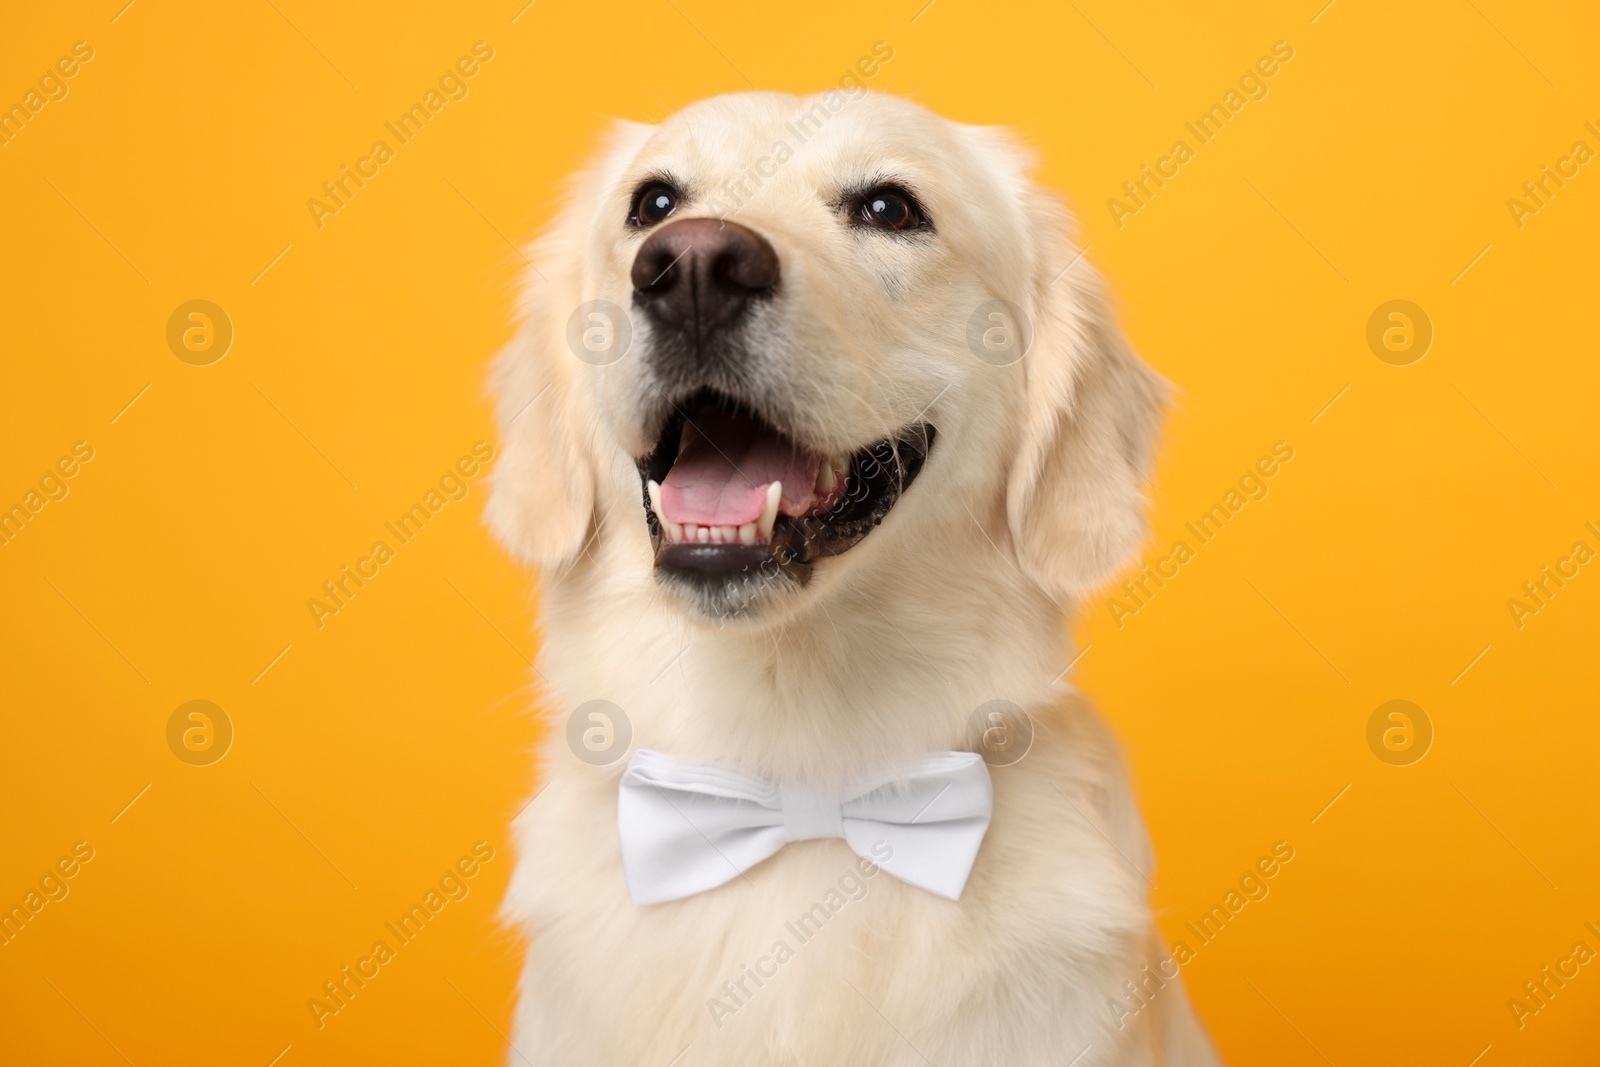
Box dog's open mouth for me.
[636,388,934,579]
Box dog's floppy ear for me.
[485,310,597,572]
[485,120,654,573]
[1005,193,1167,602]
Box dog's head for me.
[489,90,1163,623]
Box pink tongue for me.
[660,411,821,526]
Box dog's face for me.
[489,91,1164,624]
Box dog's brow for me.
[832,173,924,204]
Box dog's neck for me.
[537,499,1075,781]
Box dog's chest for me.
[509,757,1155,1065]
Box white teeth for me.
[651,479,781,548]
[694,524,742,543]
[757,481,781,542]
[647,480,684,543]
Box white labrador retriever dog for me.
[487,89,1222,1066]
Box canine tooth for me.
[738,523,757,545]
[816,461,838,494]
[647,480,684,542]
[677,423,699,457]
[758,481,781,542]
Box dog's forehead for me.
[631,91,961,189]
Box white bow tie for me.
[617,749,992,905]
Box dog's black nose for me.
[631,218,779,336]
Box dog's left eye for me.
[631,182,679,227]
[856,186,926,232]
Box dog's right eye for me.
[631,182,679,228]
[853,184,928,233]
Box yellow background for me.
[2,1,1597,1064]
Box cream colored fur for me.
[487,90,1222,1066]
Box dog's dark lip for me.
[634,387,935,581]
[655,542,772,574]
